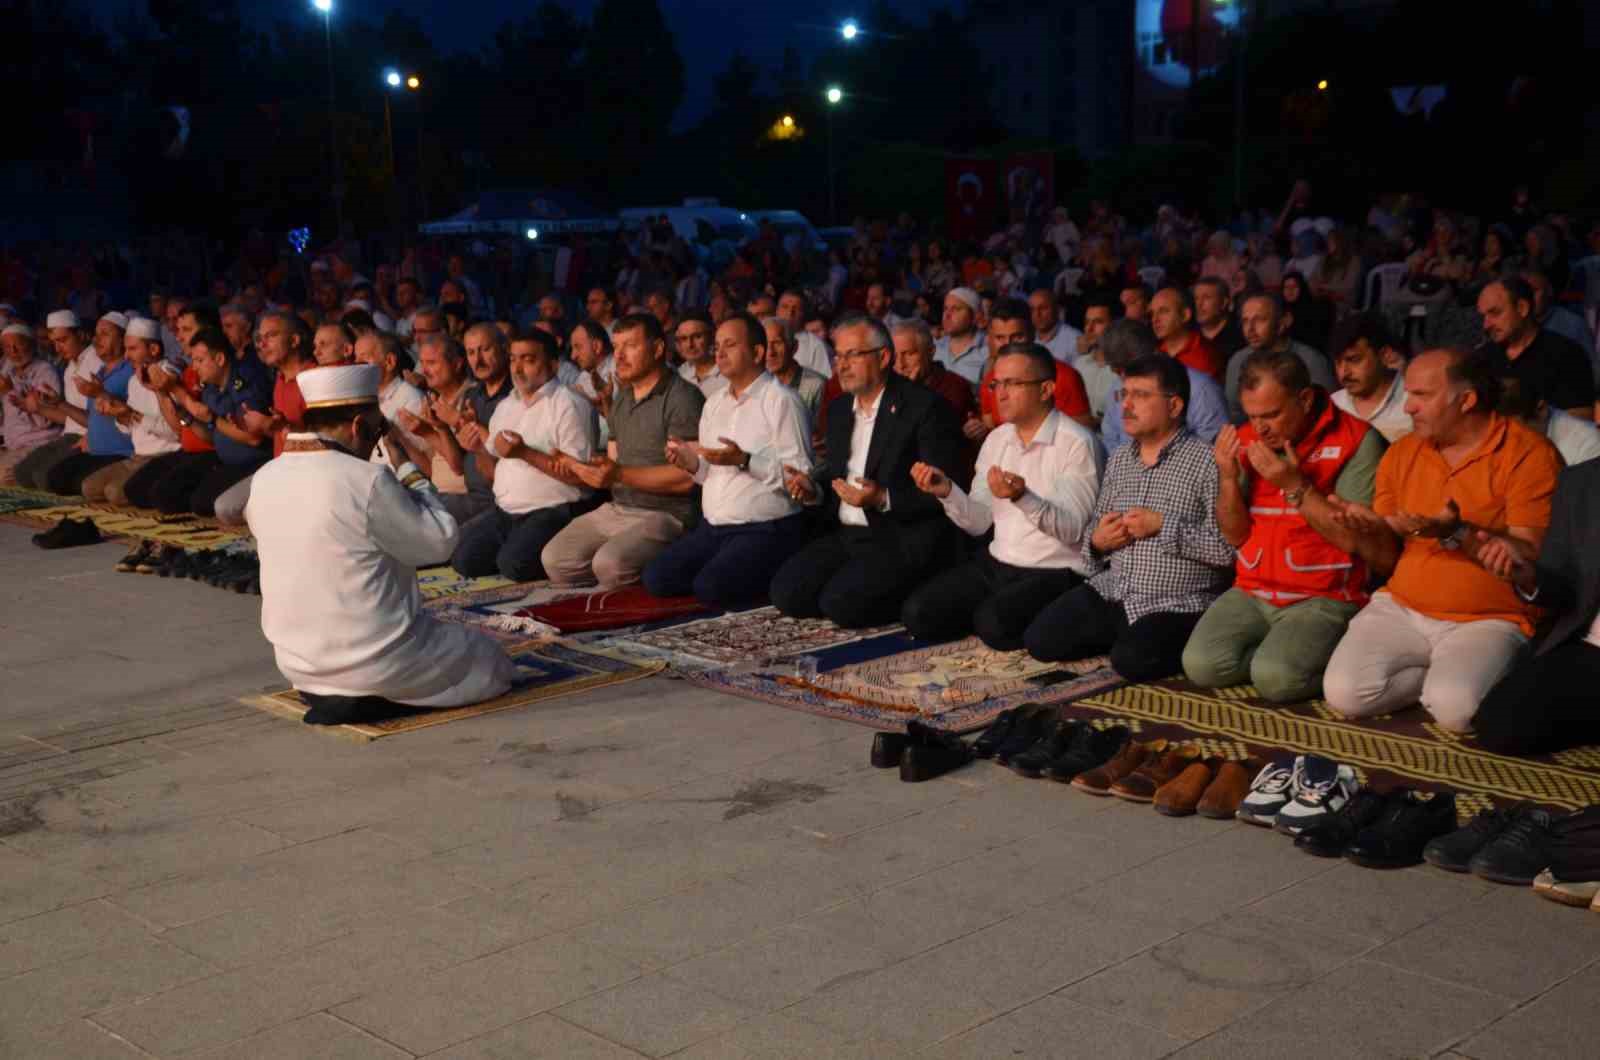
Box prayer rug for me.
[503,586,712,634]
[1056,680,1600,819]
[600,606,903,674]
[246,639,665,740]
[423,581,593,643]
[415,566,517,601]
[687,634,1125,734]
[0,486,60,516]
[1,501,251,548]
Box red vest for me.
[1235,396,1371,606]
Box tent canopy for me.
[419,188,619,236]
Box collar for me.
[1434,412,1509,472]
[726,371,771,404]
[854,382,887,418]
[620,368,672,407]
[946,330,985,358]
[1017,408,1063,449]
[509,377,559,407]
[1131,426,1190,465]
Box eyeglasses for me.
[835,345,887,362]
[986,377,1050,392]
[1113,387,1176,404]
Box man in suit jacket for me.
[1473,459,1600,755]
[771,313,966,627]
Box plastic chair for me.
[1363,263,1406,309]
[1055,267,1085,297]
[1138,265,1166,290]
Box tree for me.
[579,0,685,194]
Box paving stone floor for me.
[1,524,1598,1058]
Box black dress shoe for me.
[1295,787,1390,858]
[1007,719,1087,779]
[871,732,909,768]
[1344,791,1457,869]
[900,730,973,783]
[1468,806,1553,885]
[33,517,102,550]
[1422,806,1513,873]
[994,705,1058,766]
[973,702,1044,760]
[1042,724,1132,783]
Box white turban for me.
[47,310,80,330]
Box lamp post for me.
[825,85,843,224]
[312,0,342,241]
[382,70,401,181]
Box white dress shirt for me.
[121,373,181,456]
[934,331,988,385]
[1074,354,1117,420]
[486,379,595,515]
[1544,408,1600,467]
[1038,324,1083,365]
[678,360,730,397]
[690,373,814,526]
[246,438,515,707]
[794,331,832,377]
[62,349,103,437]
[939,410,1102,572]
[373,375,429,464]
[838,386,886,528]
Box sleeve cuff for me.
[691,458,710,485]
[1013,490,1044,520]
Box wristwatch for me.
[1282,486,1308,508]
[1440,524,1470,551]
[737,451,752,471]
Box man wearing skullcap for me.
[43,311,138,494]
[0,323,64,485]
[80,318,182,504]
[246,363,516,723]
[933,287,988,386]
[15,310,111,488]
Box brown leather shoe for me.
[1073,738,1165,796]
[1111,745,1197,803]
[1153,757,1219,816]
[1196,757,1261,820]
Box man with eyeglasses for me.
[674,310,727,397]
[771,313,964,628]
[901,342,1103,649]
[1025,346,1234,679]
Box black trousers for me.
[770,526,933,629]
[451,502,581,582]
[1024,583,1203,682]
[1474,641,1600,757]
[901,550,1081,651]
[44,453,123,495]
[122,451,215,512]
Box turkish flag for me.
[945,158,999,244]
[1004,152,1055,226]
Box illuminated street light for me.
[384,69,402,88]
[1317,79,1329,91]
[781,114,795,128]
[526,228,539,241]
[406,75,421,90]
[312,0,331,11]
[313,0,340,237]
[825,85,843,105]
[840,19,859,41]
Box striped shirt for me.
[1081,429,1234,621]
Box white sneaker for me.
[1274,755,1357,836]
[1237,758,1298,827]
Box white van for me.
[617,200,758,248]
[745,210,827,255]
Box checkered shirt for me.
[1081,429,1235,622]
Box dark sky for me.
[87,0,945,127]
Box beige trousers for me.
[540,503,684,589]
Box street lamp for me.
[313,0,341,240]
[840,19,859,41]
[384,69,402,89]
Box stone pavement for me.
[1,522,1597,1059]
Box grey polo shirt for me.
[608,368,705,522]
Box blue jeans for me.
[452,502,582,582]
[643,513,810,609]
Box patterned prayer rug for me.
[1055,679,1600,819]
[414,566,517,601]
[245,639,664,740]
[0,501,252,548]
[0,486,60,516]
[599,606,903,674]
[688,634,1126,734]
[504,586,712,634]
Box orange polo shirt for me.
[1374,413,1561,635]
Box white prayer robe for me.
[246,435,516,707]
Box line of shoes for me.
[870,720,974,782]
[1426,803,1600,914]
[113,541,261,595]
[31,516,103,550]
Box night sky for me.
[85,0,945,126]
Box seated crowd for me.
[3,205,1599,754]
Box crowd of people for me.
[2,180,1599,747]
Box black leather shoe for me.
[135,542,169,574]
[871,732,909,768]
[1042,723,1132,783]
[1008,719,1087,779]
[1422,806,1513,873]
[900,730,973,783]
[1468,806,1553,885]
[1345,791,1457,869]
[973,703,1044,760]
[1295,788,1390,858]
[33,517,101,550]
[994,705,1058,766]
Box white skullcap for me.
[946,287,981,313]
[343,299,373,313]
[350,274,371,287]
[47,310,80,329]
[127,317,162,341]
[371,311,396,333]
[298,363,381,409]
[3,323,34,339]
[100,311,129,331]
